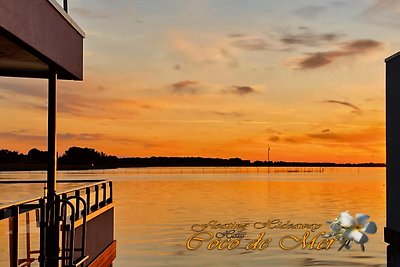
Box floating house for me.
[0,1,116,266]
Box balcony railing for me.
[0,180,115,267]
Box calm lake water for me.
[0,167,386,267]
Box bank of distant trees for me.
[58,147,118,167]
[0,148,47,164]
[0,146,386,171]
[0,146,119,170]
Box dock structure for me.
[0,1,116,266]
[386,52,400,267]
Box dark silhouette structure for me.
[0,146,386,170]
[0,1,116,266]
[385,52,400,267]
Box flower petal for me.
[356,214,370,226]
[339,212,355,227]
[334,233,343,240]
[330,222,342,232]
[345,241,352,250]
[323,233,333,238]
[338,242,346,251]
[361,222,377,234]
[344,229,369,244]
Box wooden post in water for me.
[385,52,400,267]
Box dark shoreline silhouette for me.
[0,146,385,171]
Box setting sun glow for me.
[0,0,393,163]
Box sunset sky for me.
[0,0,398,162]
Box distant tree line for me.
[0,146,386,171]
[58,147,118,167]
[0,147,119,170]
[119,156,251,167]
[0,148,47,164]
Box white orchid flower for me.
[325,211,377,252]
[342,213,377,251]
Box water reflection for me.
[0,167,387,267]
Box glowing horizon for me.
[0,0,396,163]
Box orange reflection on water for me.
[114,167,386,267]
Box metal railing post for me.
[45,195,60,266]
[101,183,107,207]
[92,185,99,211]
[39,199,45,267]
[75,190,80,219]
[85,187,91,215]
[108,181,113,203]
[9,206,19,267]
[25,212,32,266]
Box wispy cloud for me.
[0,131,45,142]
[307,128,382,145]
[330,1,347,8]
[342,39,382,52]
[212,111,244,117]
[321,100,362,114]
[308,132,341,140]
[231,38,269,51]
[0,80,46,99]
[59,133,105,141]
[361,0,400,28]
[173,64,181,71]
[223,86,256,96]
[168,80,201,95]
[227,33,247,38]
[295,39,382,69]
[71,7,111,19]
[0,80,96,116]
[281,127,384,153]
[169,31,238,67]
[269,135,280,142]
[281,27,343,47]
[57,92,156,118]
[291,5,327,18]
